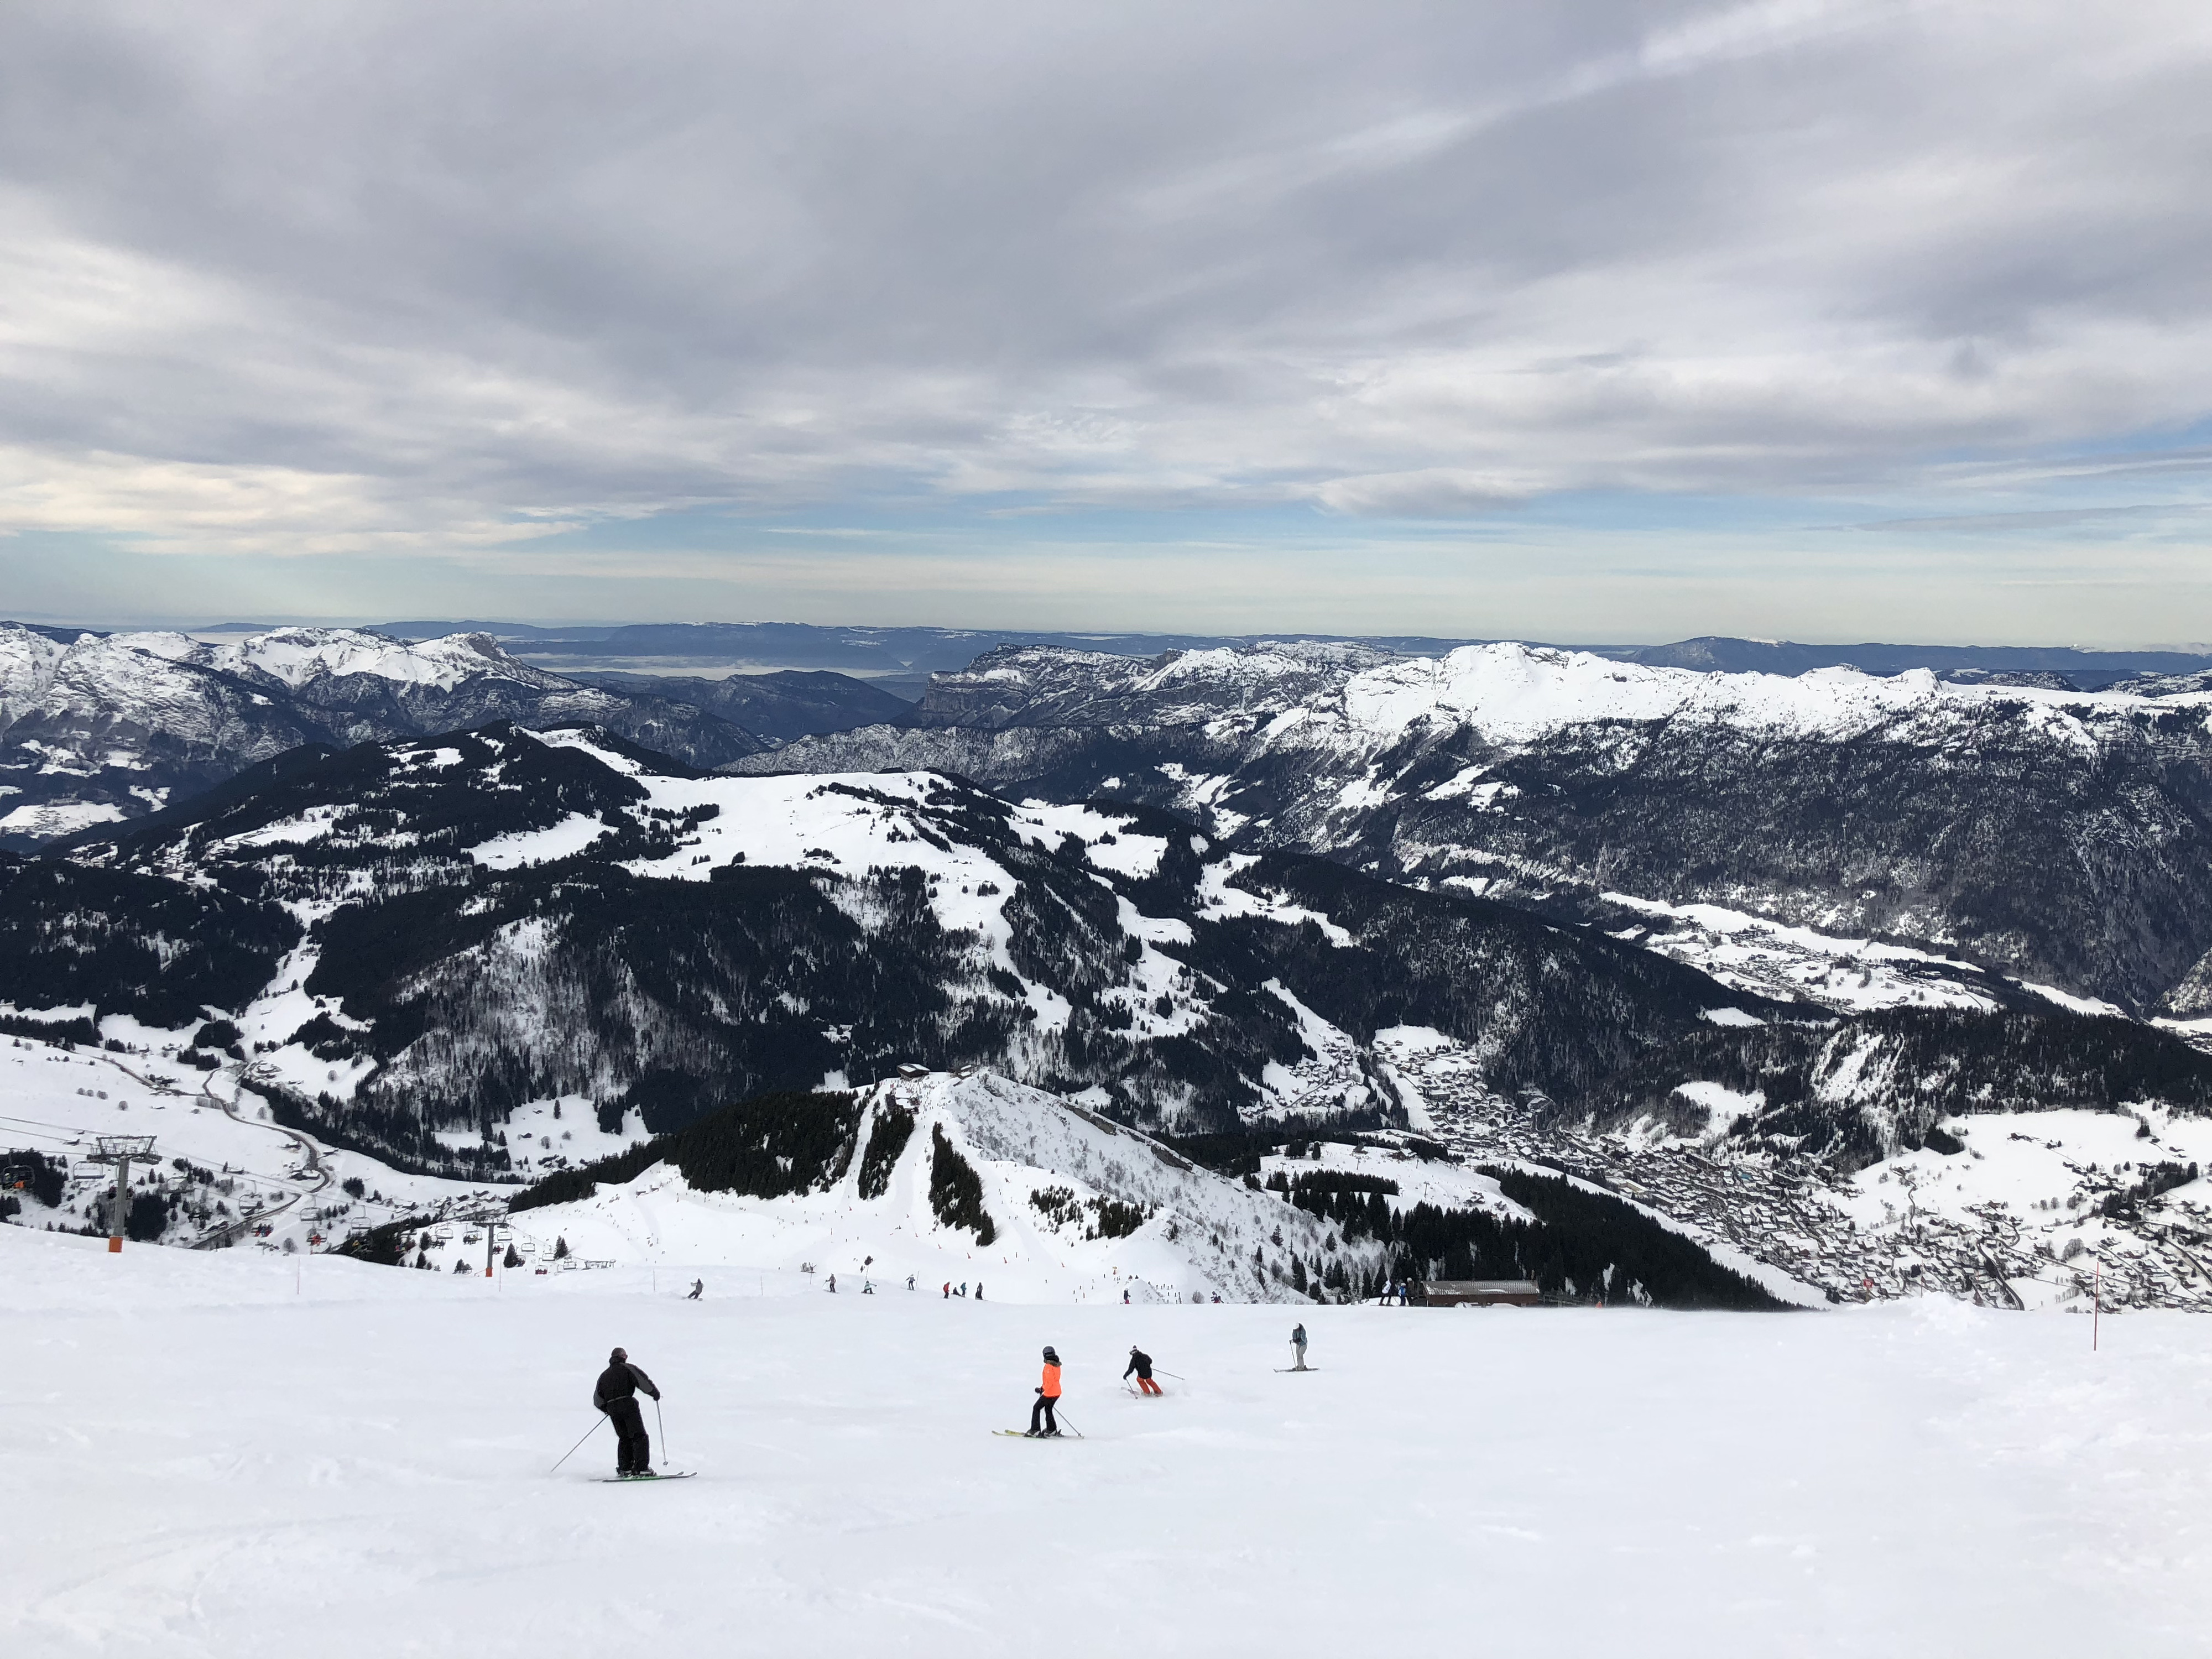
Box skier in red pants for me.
[1124,1347,1162,1395]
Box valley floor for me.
[5,1227,2208,1657]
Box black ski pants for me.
[1029,1394,1058,1434]
[606,1397,651,1473]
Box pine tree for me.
[552,1235,569,1260]
[503,1243,522,1268]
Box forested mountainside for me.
[29,722,1773,1171]
[0,624,762,848]
[731,641,2212,1017]
[3,718,2201,1211]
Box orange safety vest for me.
[1040,1362,1062,1398]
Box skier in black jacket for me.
[1124,1346,1162,1395]
[593,1347,662,1477]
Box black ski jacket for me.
[1123,1350,1154,1381]
[593,1361,661,1411]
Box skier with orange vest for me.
[1025,1345,1063,1437]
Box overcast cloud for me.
[1,0,2208,639]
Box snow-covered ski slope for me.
[5,1223,2207,1658]
[502,1072,1350,1304]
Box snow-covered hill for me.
[0,623,763,847]
[499,1070,1359,1305]
[738,640,2212,1016]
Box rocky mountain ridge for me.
[732,641,2212,1018]
[0,624,763,848]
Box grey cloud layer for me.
[1,0,2208,553]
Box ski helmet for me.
[1042,1345,1059,1361]
[611,1347,627,1362]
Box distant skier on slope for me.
[687,1278,703,1300]
[1290,1323,1310,1370]
[1124,1346,1162,1395]
[593,1347,663,1477]
[1026,1345,1063,1437]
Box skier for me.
[908,1275,916,1291]
[1124,1346,1162,1395]
[828,1273,837,1293]
[593,1346,662,1477]
[1027,1345,1064,1437]
[1290,1322,1310,1370]
[975,1281,983,1301]
[943,1281,951,1299]
[1122,1288,1130,1305]
[687,1278,703,1300]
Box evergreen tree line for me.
[855,1103,916,1199]
[511,1089,863,1212]
[928,1124,997,1244]
[1272,1166,1786,1310]
[2,1148,66,1209]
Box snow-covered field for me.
[6,1224,2207,1658]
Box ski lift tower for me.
[462,1207,508,1278]
[85,1134,158,1254]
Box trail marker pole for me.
[2093,1264,2100,1352]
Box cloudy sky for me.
[2,0,2208,641]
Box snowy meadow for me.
[5,1225,2206,1658]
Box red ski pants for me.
[1136,1377,1162,1395]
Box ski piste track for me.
[8,1224,2210,1659]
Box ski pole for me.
[551,1415,606,1473]
[1158,1369,1187,1381]
[1055,1411,1085,1439]
[655,1397,668,1468]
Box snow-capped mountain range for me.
[738,640,2212,1018]
[0,624,764,847]
[6,711,2209,1306]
